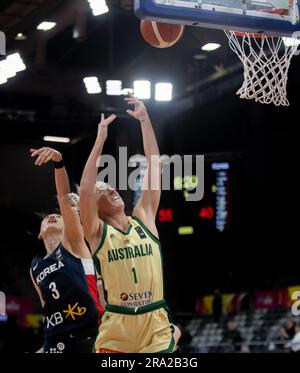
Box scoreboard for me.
[133,152,243,237]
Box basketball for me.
[140,20,185,48]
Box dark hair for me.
[35,208,61,221]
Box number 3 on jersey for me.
[49,282,60,299]
[131,267,138,284]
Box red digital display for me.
[158,208,174,222]
[199,207,214,220]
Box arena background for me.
[0,0,299,353]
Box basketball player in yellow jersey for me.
[80,94,180,353]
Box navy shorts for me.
[44,329,96,353]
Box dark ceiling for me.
[0,0,245,144]
[1,1,300,142]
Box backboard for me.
[135,0,300,36]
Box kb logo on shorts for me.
[46,303,87,328]
[63,302,87,320]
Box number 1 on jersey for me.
[131,267,138,284]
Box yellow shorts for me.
[95,306,175,353]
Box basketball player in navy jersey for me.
[29,147,103,353]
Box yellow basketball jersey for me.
[92,216,164,309]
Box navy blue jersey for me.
[31,244,102,337]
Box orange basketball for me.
[140,20,185,48]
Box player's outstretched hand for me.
[97,113,117,141]
[30,147,62,166]
[125,93,148,122]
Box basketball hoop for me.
[224,30,300,106]
[224,3,300,106]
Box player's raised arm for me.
[126,95,161,233]
[80,114,117,251]
[30,147,89,258]
[59,193,92,258]
[30,147,70,198]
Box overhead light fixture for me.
[106,80,122,96]
[83,76,102,94]
[0,76,8,85]
[15,33,27,41]
[201,43,221,52]
[37,22,56,31]
[0,60,9,84]
[43,136,71,143]
[7,53,26,72]
[155,82,173,102]
[88,0,109,16]
[0,52,26,85]
[0,64,16,79]
[133,80,151,100]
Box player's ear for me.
[38,231,42,240]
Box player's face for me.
[95,182,125,217]
[39,214,64,240]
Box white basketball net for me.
[224,31,300,106]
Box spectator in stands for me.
[290,324,300,353]
[280,319,296,340]
[223,321,243,352]
[176,323,192,353]
[213,289,222,323]
[279,319,296,350]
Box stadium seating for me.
[187,309,300,353]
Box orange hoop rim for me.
[225,7,291,39]
[226,31,274,38]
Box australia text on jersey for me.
[108,243,153,263]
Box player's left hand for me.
[125,93,148,122]
[30,147,62,166]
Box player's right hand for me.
[30,147,62,166]
[97,113,117,141]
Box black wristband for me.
[53,159,64,169]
